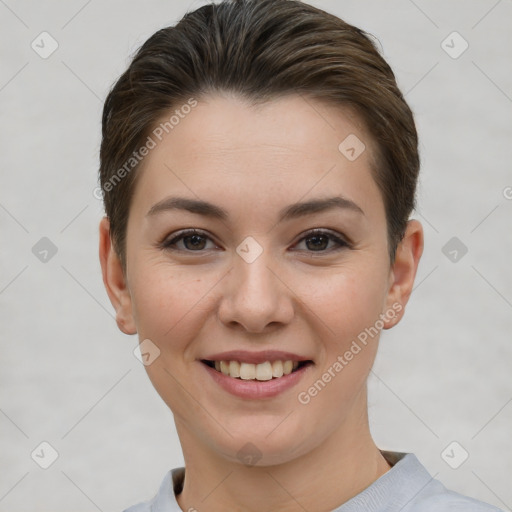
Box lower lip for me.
[201,362,312,399]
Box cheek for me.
[129,263,217,350]
[292,267,387,423]
[293,262,389,345]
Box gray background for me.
[1,0,511,510]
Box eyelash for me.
[160,228,351,254]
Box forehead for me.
[151,93,373,160]
[131,93,382,218]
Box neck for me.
[175,398,391,512]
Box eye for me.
[161,229,218,252]
[292,229,349,253]
[160,228,350,254]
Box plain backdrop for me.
[1,0,511,510]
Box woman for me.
[98,0,503,510]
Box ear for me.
[382,219,424,329]
[99,217,137,335]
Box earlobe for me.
[98,217,137,335]
[382,219,424,329]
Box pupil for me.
[307,235,328,251]
[186,235,205,250]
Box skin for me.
[99,93,423,512]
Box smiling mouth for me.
[201,359,313,381]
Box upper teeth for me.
[214,360,300,380]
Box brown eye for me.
[181,234,207,250]
[162,229,217,252]
[305,234,330,251]
[293,229,349,253]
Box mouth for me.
[201,359,314,381]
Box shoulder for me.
[410,487,503,512]
[371,451,504,512]
[122,493,155,512]
[122,499,150,512]
[393,454,503,512]
[122,469,182,512]
[122,503,148,512]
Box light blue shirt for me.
[123,451,503,511]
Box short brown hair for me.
[99,0,419,270]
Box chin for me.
[203,420,314,467]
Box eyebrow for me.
[146,195,364,221]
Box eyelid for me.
[160,228,221,251]
[159,227,351,253]
[291,228,351,251]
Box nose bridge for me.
[218,238,293,332]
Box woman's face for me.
[101,93,421,466]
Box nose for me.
[218,248,294,333]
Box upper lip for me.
[201,350,312,364]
